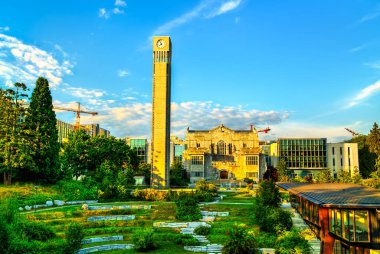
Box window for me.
[340,147,343,155]
[341,158,343,166]
[348,147,350,156]
[246,156,258,165]
[246,172,258,178]
[332,147,335,155]
[196,143,200,148]
[191,156,203,165]
[329,209,369,242]
[333,158,335,166]
[217,141,226,155]
[191,171,203,177]
[355,210,369,242]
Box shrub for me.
[275,229,310,254]
[0,219,10,253]
[56,179,98,201]
[132,228,157,251]
[0,198,19,224]
[195,179,217,194]
[195,191,215,202]
[65,223,84,254]
[132,189,167,201]
[175,234,199,246]
[253,201,292,233]
[194,226,211,235]
[8,239,43,254]
[222,224,257,254]
[175,192,202,221]
[255,180,281,208]
[165,190,179,201]
[17,220,55,241]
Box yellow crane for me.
[53,102,98,131]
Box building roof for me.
[277,182,380,208]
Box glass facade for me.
[129,139,148,163]
[278,138,327,169]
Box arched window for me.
[217,140,226,155]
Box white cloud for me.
[115,0,126,7]
[358,12,380,24]
[78,100,288,138]
[346,80,380,108]
[98,8,110,19]
[0,26,10,32]
[148,0,244,42]
[118,69,130,77]
[348,44,368,53]
[365,61,380,69]
[62,86,106,99]
[0,34,73,88]
[207,0,242,18]
[113,8,124,14]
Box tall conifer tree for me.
[26,77,60,182]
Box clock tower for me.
[151,36,171,188]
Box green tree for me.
[65,223,84,254]
[366,122,380,177]
[315,169,334,183]
[255,180,281,208]
[61,130,92,179]
[223,224,257,254]
[349,135,377,178]
[277,159,290,182]
[25,77,60,183]
[0,83,32,185]
[175,192,202,221]
[170,161,188,186]
[275,229,310,254]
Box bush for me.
[275,229,310,254]
[194,226,211,235]
[195,179,217,194]
[132,228,157,251]
[253,201,292,233]
[132,189,167,201]
[65,223,84,254]
[8,239,43,254]
[56,179,98,201]
[222,224,257,254]
[175,192,202,221]
[255,180,281,208]
[165,190,179,201]
[175,234,199,246]
[17,220,55,241]
[0,219,10,253]
[195,191,215,202]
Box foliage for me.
[367,122,380,177]
[95,160,135,200]
[196,179,217,193]
[0,83,32,185]
[135,163,151,186]
[56,179,98,201]
[194,225,211,235]
[133,188,167,201]
[175,192,202,221]
[255,180,281,208]
[253,201,292,233]
[315,169,334,183]
[61,130,92,180]
[175,234,199,246]
[17,220,55,241]
[170,161,189,187]
[25,77,60,183]
[0,198,19,224]
[277,159,290,182]
[303,175,313,183]
[132,228,157,252]
[263,166,278,181]
[65,222,84,254]
[275,229,310,254]
[222,224,257,254]
[349,135,377,178]
[0,218,10,253]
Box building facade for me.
[278,138,328,178]
[327,143,359,178]
[126,138,149,163]
[56,120,110,143]
[170,136,185,165]
[151,36,172,188]
[183,124,263,183]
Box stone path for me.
[87,215,135,221]
[154,209,229,253]
[77,244,134,254]
[81,235,123,244]
[281,203,321,254]
[88,205,151,210]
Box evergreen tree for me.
[349,135,377,178]
[366,122,380,175]
[25,77,60,183]
[277,159,290,182]
[0,83,32,185]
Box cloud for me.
[365,61,380,69]
[207,0,242,18]
[358,12,380,24]
[0,33,73,88]
[148,0,243,41]
[115,0,126,7]
[118,69,130,77]
[348,44,368,53]
[62,85,106,99]
[77,100,288,138]
[99,0,126,19]
[346,80,380,108]
[0,26,10,32]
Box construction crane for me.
[345,128,359,136]
[54,102,98,131]
[257,127,271,134]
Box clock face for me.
[156,39,166,48]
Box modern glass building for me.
[278,182,380,254]
[127,138,148,163]
[278,138,327,177]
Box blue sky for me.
[1,0,380,141]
